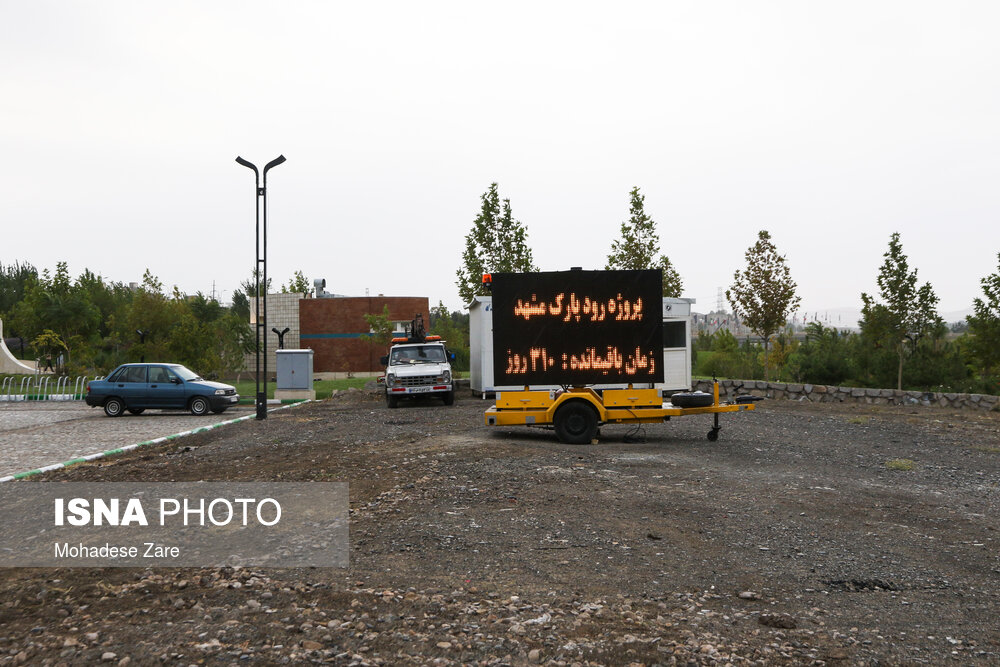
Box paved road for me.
[0,401,253,477]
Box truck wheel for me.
[442,390,455,406]
[554,401,599,444]
[103,397,125,417]
[386,392,399,409]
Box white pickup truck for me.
[380,338,455,408]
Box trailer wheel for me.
[707,428,719,442]
[554,401,599,444]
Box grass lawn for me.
[232,376,373,401]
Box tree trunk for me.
[897,344,904,391]
[764,337,770,382]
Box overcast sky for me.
[3,1,998,322]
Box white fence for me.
[0,375,102,402]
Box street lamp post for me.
[271,327,290,350]
[236,154,286,420]
[135,329,147,362]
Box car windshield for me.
[390,346,445,364]
[171,365,202,381]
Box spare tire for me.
[670,391,714,408]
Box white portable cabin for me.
[468,296,694,396]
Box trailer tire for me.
[554,401,599,444]
[670,392,714,408]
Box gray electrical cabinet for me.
[276,349,314,391]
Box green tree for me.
[792,322,852,386]
[694,328,765,380]
[188,292,225,324]
[966,252,1000,386]
[125,270,174,362]
[456,183,538,304]
[282,270,311,296]
[217,311,255,375]
[605,186,683,297]
[231,270,273,322]
[429,301,470,371]
[726,230,801,381]
[231,289,251,322]
[0,261,37,318]
[362,305,395,348]
[860,232,943,391]
[75,269,130,340]
[9,262,100,364]
[32,329,68,372]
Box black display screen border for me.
[491,269,664,386]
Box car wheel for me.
[553,401,599,444]
[127,408,145,415]
[104,397,125,418]
[189,396,210,416]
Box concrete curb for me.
[0,400,311,483]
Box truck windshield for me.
[390,346,445,364]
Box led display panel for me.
[491,269,664,386]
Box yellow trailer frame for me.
[484,381,757,444]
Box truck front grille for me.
[398,375,438,387]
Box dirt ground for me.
[1,387,998,666]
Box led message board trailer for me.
[490,269,664,386]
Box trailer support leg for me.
[708,412,721,442]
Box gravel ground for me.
[0,387,998,666]
[0,402,253,477]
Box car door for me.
[114,365,150,408]
[147,365,187,408]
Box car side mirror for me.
[379,355,389,366]
[171,377,182,384]
[449,353,456,362]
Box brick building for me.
[248,293,429,375]
[300,296,428,373]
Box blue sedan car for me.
[85,363,240,417]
